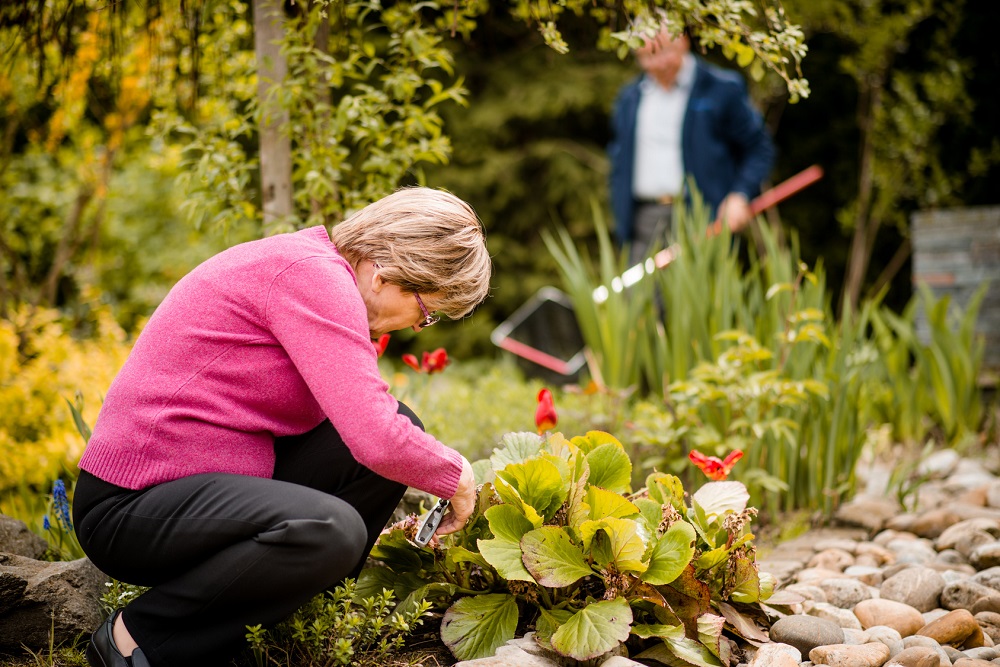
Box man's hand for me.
[436,456,476,536]
[714,193,753,233]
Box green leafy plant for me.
[244,579,432,667]
[361,430,773,664]
[868,284,986,446]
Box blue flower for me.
[43,515,51,531]
[52,479,73,532]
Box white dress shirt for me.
[631,55,696,201]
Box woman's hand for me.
[435,456,476,536]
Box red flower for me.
[373,334,390,358]
[689,449,743,481]
[402,348,450,374]
[401,354,422,372]
[535,388,557,434]
[422,348,449,374]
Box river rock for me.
[937,519,1000,556]
[969,541,1000,569]
[917,609,984,648]
[855,598,927,636]
[986,481,1000,509]
[819,577,875,608]
[867,624,905,657]
[809,548,856,571]
[880,567,947,612]
[970,566,1000,592]
[770,615,845,656]
[746,642,801,667]
[910,508,963,540]
[886,645,945,667]
[974,611,1000,643]
[806,600,864,629]
[809,641,891,667]
[941,580,1000,612]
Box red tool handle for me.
[708,164,824,237]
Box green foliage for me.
[361,430,773,664]
[867,284,986,446]
[545,202,986,516]
[0,305,130,496]
[99,580,148,618]
[244,579,432,667]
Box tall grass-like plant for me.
[542,200,660,392]
[868,285,986,446]
[543,202,983,516]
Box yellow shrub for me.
[0,305,132,493]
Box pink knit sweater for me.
[78,226,464,499]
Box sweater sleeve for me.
[264,256,463,499]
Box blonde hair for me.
[330,187,492,319]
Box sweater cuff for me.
[431,447,465,500]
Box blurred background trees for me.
[1,0,997,354]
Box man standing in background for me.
[608,25,776,264]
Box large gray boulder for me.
[0,514,48,559]
[0,514,108,650]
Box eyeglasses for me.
[414,293,440,328]
[373,262,439,328]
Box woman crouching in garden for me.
[72,187,490,667]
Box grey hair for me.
[329,187,492,319]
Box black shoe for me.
[86,610,152,667]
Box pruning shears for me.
[414,498,450,547]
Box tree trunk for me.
[842,78,883,315]
[253,0,294,233]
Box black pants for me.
[73,407,414,666]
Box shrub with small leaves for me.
[244,578,432,667]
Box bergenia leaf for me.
[587,486,640,521]
[550,597,633,661]
[446,545,493,573]
[369,528,429,570]
[716,600,770,642]
[728,554,763,603]
[394,582,459,621]
[472,458,495,485]
[566,454,591,528]
[477,506,535,582]
[441,593,519,661]
[697,613,727,660]
[689,482,749,546]
[646,472,686,512]
[635,624,724,667]
[534,607,574,649]
[694,544,730,573]
[545,432,578,460]
[635,498,664,537]
[493,476,544,528]
[586,443,632,494]
[496,457,567,521]
[590,518,648,574]
[521,526,594,587]
[691,481,749,518]
[489,432,543,470]
[570,430,623,454]
[641,521,696,585]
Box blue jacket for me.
[608,56,775,242]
